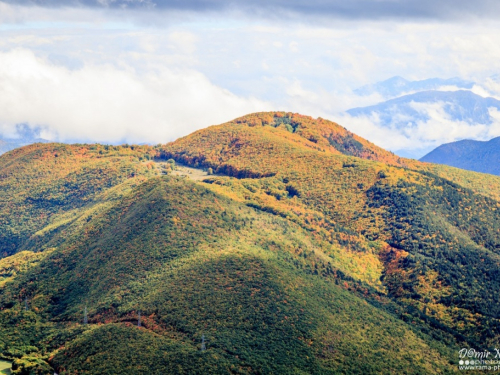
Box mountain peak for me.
[183,111,411,168]
[4,111,500,373]
[420,135,500,175]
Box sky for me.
[2,1,500,157]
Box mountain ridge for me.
[346,90,500,158]
[347,89,500,126]
[0,125,50,156]
[354,76,475,98]
[1,111,500,373]
[420,136,500,175]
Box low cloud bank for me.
[0,49,270,144]
[338,101,500,158]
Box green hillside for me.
[0,143,158,258]
[2,112,500,373]
[160,112,500,344]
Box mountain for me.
[347,89,500,126]
[420,136,500,175]
[2,112,500,373]
[0,125,49,155]
[354,76,474,98]
[0,137,48,155]
[347,90,500,158]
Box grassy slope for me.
[0,360,10,374]
[163,111,500,202]
[417,162,500,201]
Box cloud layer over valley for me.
[2,1,500,156]
[0,49,269,144]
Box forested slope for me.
[0,143,158,257]
[161,112,500,346]
[1,112,500,373]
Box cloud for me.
[2,1,500,157]
[336,112,415,151]
[336,100,500,159]
[471,77,500,100]
[0,49,270,144]
[406,101,491,142]
[4,0,500,21]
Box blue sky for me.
[1,1,500,156]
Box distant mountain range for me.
[421,136,500,175]
[0,137,48,155]
[347,90,500,127]
[354,76,474,98]
[0,124,48,155]
[345,89,500,158]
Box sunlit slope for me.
[163,112,407,173]
[416,162,500,201]
[2,112,500,373]
[161,112,500,346]
[0,177,455,374]
[0,143,158,257]
[164,111,500,201]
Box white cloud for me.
[0,49,270,143]
[289,41,298,53]
[407,101,489,142]
[485,107,500,137]
[335,101,500,158]
[471,78,500,100]
[167,31,198,54]
[2,3,500,156]
[335,113,416,151]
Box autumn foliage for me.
[2,112,500,373]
